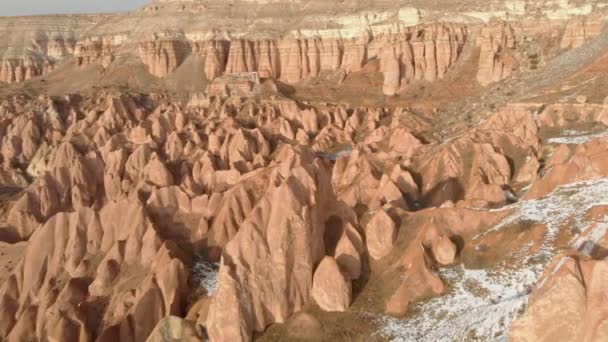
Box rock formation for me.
[0,57,54,83]
[75,38,115,68]
[510,254,608,341]
[139,39,190,77]
[205,146,340,341]
[0,1,608,341]
[381,24,468,95]
[366,210,397,260]
[561,17,605,49]
[477,23,517,86]
[311,256,352,312]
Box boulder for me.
[311,257,352,312]
[366,210,397,260]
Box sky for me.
[0,0,150,16]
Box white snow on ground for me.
[546,130,608,144]
[192,260,220,295]
[376,178,608,342]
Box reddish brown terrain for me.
[2,0,608,341]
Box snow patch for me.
[192,260,220,296]
[377,266,538,341]
[547,130,608,145]
[375,178,608,342]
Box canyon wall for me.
[75,38,116,68]
[24,23,467,90]
[0,15,103,83]
[476,22,517,86]
[0,57,54,84]
[561,16,606,49]
[381,24,467,95]
[0,1,606,89]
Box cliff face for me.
[221,36,369,82]
[74,38,115,68]
[192,40,231,80]
[0,57,54,83]
[71,23,464,89]
[0,35,78,83]
[0,0,606,88]
[139,39,191,77]
[0,14,103,83]
[560,16,605,49]
[380,24,468,95]
[476,23,517,86]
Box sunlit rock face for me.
[0,0,604,88]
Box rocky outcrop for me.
[381,24,468,95]
[2,2,608,339]
[146,316,202,342]
[384,206,508,316]
[75,37,115,68]
[334,222,364,280]
[2,21,469,88]
[509,254,608,341]
[206,147,338,341]
[366,209,397,260]
[311,256,352,312]
[192,40,231,80]
[477,22,517,86]
[0,0,605,92]
[537,103,608,127]
[332,150,414,211]
[221,36,370,83]
[0,203,189,341]
[432,236,457,266]
[0,57,54,83]
[416,137,512,207]
[139,38,190,77]
[560,17,605,49]
[414,104,541,208]
[524,138,608,199]
[382,47,401,96]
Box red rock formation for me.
[413,104,541,207]
[381,46,401,96]
[75,38,114,68]
[366,210,397,260]
[146,316,202,342]
[311,256,352,312]
[45,37,75,59]
[0,24,606,339]
[332,149,413,211]
[0,57,54,83]
[381,24,468,95]
[524,138,608,199]
[537,103,608,127]
[0,202,189,341]
[416,137,512,207]
[385,206,509,316]
[477,23,517,86]
[192,40,231,80]
[432,236,457,265]
[225,39,258,75]
[561,17,605,49]
[510,254,608,341]
[206,146,341,341]
[334,222,364,280]
[139,38,189,77]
